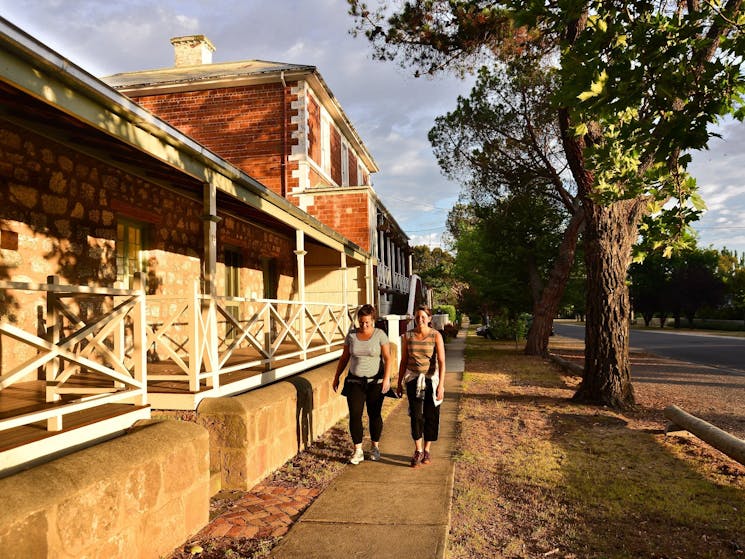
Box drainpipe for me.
[281,71,287,198]
[202,181,218,297]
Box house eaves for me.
[104,59,316,91]
[0,17,369,262]
[371,189,410,244]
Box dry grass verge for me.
[448,333,745,559]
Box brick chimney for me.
[170,35,215,67]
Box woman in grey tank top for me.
[333,304,392,464]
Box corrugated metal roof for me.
[104,59,316,89]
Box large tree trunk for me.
[525,209,584,356]
[573,200,638,409]
[557,107,642,409]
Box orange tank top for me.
[406,330,437,376]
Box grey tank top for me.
[346,328,389,378]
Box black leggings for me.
[346,380,384,445]
[406,377,440,442]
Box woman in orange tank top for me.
[397,305,446,467]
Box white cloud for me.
[698,184,744,211]
[409,233,445,249]
[688,118,745,253]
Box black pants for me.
[345,379,384,445]
[406,377,440,442]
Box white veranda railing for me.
[145,281,353,392]
[1,276,354,432]
[0,276,147,433]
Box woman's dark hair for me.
[357,304,377,319]
[415,304,432,317]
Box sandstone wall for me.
[197,361,348,490]
[0,420,210,559]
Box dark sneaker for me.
[410,450,422,468]
[370,446,381,461]
[421,450,431,465]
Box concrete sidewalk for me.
[270,331,466,559]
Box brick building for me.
[103,35,417,315]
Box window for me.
[321,116,330,175]
[224,248,243,338]
[341,142,349,186]
[262,258,278,300]
[116,218,146,288]
[224,249,242,298]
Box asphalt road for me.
[553,321,745,375]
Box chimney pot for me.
[170,35,215,67]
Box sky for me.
[1,0,744,255]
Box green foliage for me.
[681,317,745,331]
[349,0,745,405]
[714,247,745,319]
[412,245,461,307]
[448,202,531,317]
[514,312,531,341]
[351,0,745,252]
[431,60,579,321]
[558,246,587,318]
[630,244,727,327]
[729,268,745,310]
[435,304,457,324]
[429,60,565,203]
[488,312,531,341]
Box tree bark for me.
[524,208,585,356]
[573,199,638,408]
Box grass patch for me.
[448,333,745,559]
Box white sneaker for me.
[350,448,364,465]
[369,447,381,461]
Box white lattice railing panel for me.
[0,277,147,433]
[144,289,352,389]
[211,297,351,376]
